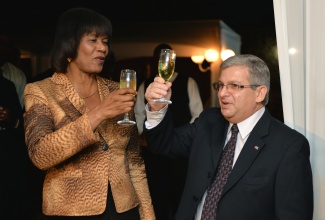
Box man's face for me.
[218,65,265,124]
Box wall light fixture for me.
[191,49,235,72]
[221,49,236,61]
[191,49,219,72]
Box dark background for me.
[0,1,283,219]
[1,0,282,121]
[1,0,275,34]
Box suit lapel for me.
[210,120,228,168]
[221,110,271,195]
[51,73,87,115]
[51,73,110,114]
[97,76,110,101]
[93,77,124,147]
[94,76,112,141]
[50,73,120,148]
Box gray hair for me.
[220,54,270,106]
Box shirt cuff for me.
[144,104,168,130]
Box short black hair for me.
[153,43,172,61]
[50,7,112,73]
[149,43,173,77]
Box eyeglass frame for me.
[212,82,261,92]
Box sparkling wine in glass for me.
[153,49,176,104]
[117,69,137,126]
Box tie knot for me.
[231,124,239,135]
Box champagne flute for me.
[153,49,176,104]
[117,69,137,126]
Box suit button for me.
[193,196,199,201]
[207,172,212,178]
[102,144,108,151]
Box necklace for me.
[79,88,98,99]
[67,75,98,99]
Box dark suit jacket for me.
[0,75,23,130]
[144,107,313,220]
[0,71,29,219]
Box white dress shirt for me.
[135,72,203,134]
[144,105,265,219]
[1,62,27,108]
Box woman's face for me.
[73,32,109,74]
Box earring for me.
[67,58,71,63]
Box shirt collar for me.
[229,107,265,140]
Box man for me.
[0,34,27,108]
[135,43,203,133]
[143,54,313,220]
[0,69,29,219]
[135,43,203,219]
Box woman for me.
[23,7,155,220]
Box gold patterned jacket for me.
[23,73,155,219]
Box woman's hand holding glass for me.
[117,69,137,125]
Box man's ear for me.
[256,85,267,103]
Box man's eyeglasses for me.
[212,82,261,92]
